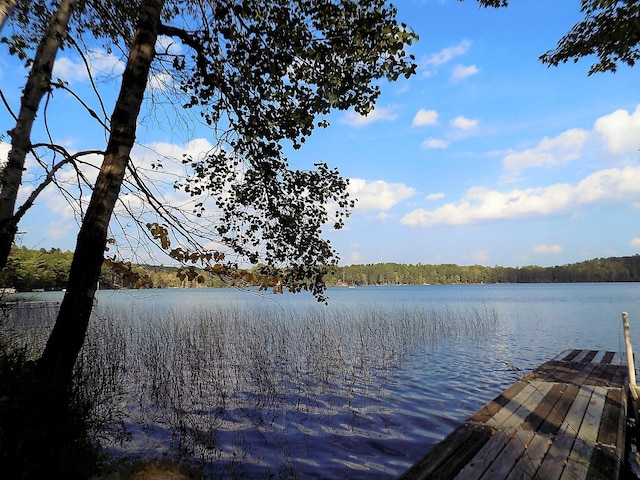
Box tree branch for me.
[0,88,17,122]
[51,82,111,131]
[14,145,103,222]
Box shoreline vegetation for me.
[1,246,639,292]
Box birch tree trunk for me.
[38,0,164,392]
[0,0,16,31]
[0,0,76,270]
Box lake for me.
[10,283,640,478]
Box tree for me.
[37,0,164,389]
[0,0,16,32]
[36,0,418,395]
[0,0,78,271]
[476,0,640,74]
[540,0,640,74]
[0,0,139,271]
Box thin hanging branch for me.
[13,145,103,222]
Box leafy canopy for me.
[1,0,140,61]
[474,0,640,74]
[2,1,418,301]
[540,0,640,74]
[157,0,418,299]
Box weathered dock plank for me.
[398,349,630,480]
[504,432,552,480]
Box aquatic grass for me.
[0,300,59,357]
[0,301,120,478]
[0,299,500,478]
[83,303,499,474]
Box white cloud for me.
[53,57,90,82]
[341,107,398,127]
[47,220,74,240]
[45,188,77,221]
[533,244,563,254]
[594,104,640,154]
[422,138,449,149]
[148,72,174,91]
[53,50,125,82]
[450,116,478,130]
[426,192,445,201]
[0,142,85,215]
[373,212,393,222]
[502,128,589,179]
[123,138,218,216]
[156,35,184,56]
[349,252,365,265]
[91,52,127,75]
[0,142,9,168]
[498,103,640,182]
[2,138,231,258]
[412,109,439,127]
[473,250,489,263]
[134,138,213,171]
[54,49,173,92]
[452,64,479,81]
[573,165,639,203]
[631,238,640,248]
[400,165,640,228]
[425,40,471,66]
[348,178,415,212]
[17,184,35,209]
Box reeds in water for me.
[88,303,498,476]
[1,299,499,478]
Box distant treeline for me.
[0,246,228,291]
[327,255,640,286]
[1,246,639,291]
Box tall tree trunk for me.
[0,0,16,32]
[38,0,163,392]
[0,0,76,270]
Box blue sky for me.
[1,0,639,268]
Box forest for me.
[327,256,640,286]
[2,246,638,292]
[0,246,230,291]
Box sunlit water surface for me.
[10,283,640,478]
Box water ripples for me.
[7,284,637,478]
[80,302,502,478]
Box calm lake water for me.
[13,283,640,478]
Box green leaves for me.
[474,0,640,75]
[4,0,418,302]
[179,148,353,301]
[162,0,416,300]
[164,0,417,147]
[473,0,509,7]
[1,0,141,65]
[540,0,640,74]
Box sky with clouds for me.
[0,0,639,268]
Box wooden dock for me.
[399,349,632,480]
